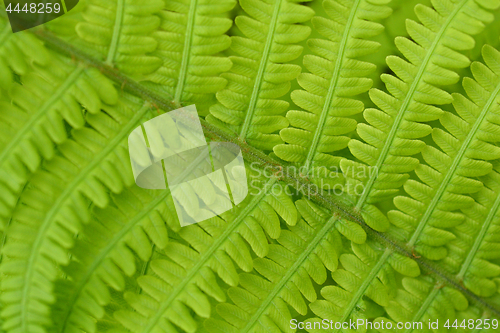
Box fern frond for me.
[387,44,500,262]
[273,0,392,172]
[71,0,165,74]
[306,242,420,330]
[114,179,296,333]
[374,277,469,332]
[3,0,500,330]
[450,162,500,297]
[203,199,361,333]
[51,186,172,333]
[0,19,49,88]
[143,0,235,115]
[0,55,117,228]
[0,98,145,333]
[444,48,500,299]
[207,0,314,151]
[340,0,499,232]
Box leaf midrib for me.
[174,0,198,103]
[141,178,277,333]
[106,0,125,65]
[356,0,469,210]
[334,248,392,332]
[405,283,441,333]
[303,0,361,172]
[22,104,149,331]
[408,76,500,246]
[241,216,337,332]
[239,0,283,140]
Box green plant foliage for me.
[207,0,315,150]
[143,0,235,115]
[0,21,49,88]
[1,0,500,333]
[374,276,470,332]
[389,45,500,262]
[113,180,296,333]
[52,186,173,333]
[204,199,344,333]
[0,37,117,229]
[341,0,499,233]
[274,0,392,171]
[455,162,500,297]
[74,0,165,74]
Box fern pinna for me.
[1,0,500,333]
[207,0,314,151]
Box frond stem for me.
[239,0,283,140]
[335,248,392,332]
[174,0,198,104]
[303,0,361,172]
[106,0,125,65]
[405,283,442,333]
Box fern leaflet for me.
[388,45,500,265]
[72,0,165,74]
[274,0,392,173]
[204,199,355,333]
[341,0,498,232]
[207,0,314,151]
[143,0,235,115]
[0,97,145,333]
[111,178,296,333]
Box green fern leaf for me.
[375,277,468,332]
[341,0,499,232]
[452,162,500,297]
[204,199,347,333]
[207,0,314,151]
[388,45,500,264]
[307,240,422,329]
[72,0,165,74]
[2,0,500,331]
[0,19,49,88]
[274,0,392,173]
[308,244,393,327]
[0,97,150,333]
[0,55,117,230]
[51,186,172,333]
[143,0,235,115]
[110,179,296,333]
